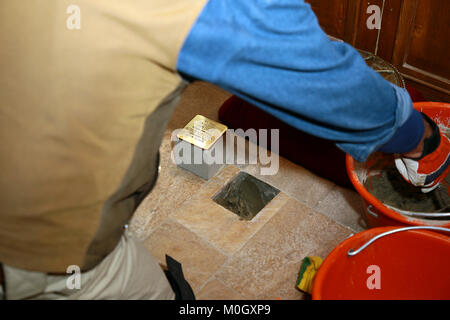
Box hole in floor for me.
[212,172,280,220]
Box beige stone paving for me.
[130,81,366,300]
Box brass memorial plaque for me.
[177,115,228,150]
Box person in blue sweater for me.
[177,0,449,193]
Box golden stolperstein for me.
[177,115,228,150]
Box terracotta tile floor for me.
[129,81,365,300]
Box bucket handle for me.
[347,226,450,257]
[367,205,378,218]
[368,204,450,219]
[384,204,450,219]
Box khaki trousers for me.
[1,230,175,300]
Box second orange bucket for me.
[346,102,450,229]
[312,226,450,300]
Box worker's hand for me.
[395,113,450,193]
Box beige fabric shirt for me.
[0,0,207,273]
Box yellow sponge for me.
[296,256,323,294]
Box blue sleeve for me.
[176,0,418,162]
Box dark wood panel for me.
[376,0,403,62]
[306,0,349,39]
[392,0,450,99]
[343,0,361,45]
[307,0,449,101]
[405,79,450,103]
[406,0,450,80]
[354,0,383,53]
[352,0,402,61]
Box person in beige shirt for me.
[0,0,207,299]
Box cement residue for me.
[365,166,450,213]
[212,172,280,220]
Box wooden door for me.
[306,0,360,43]
[391,0,450,101]
[307,0,450,101]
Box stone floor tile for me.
[143,219,227,293]
[315,185,368,232]
[215,198,353,300]
[130,130,207,240]
[171,168,290,255]
[242,156,335,208]
[197,278,245,300]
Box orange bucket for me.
[312,226,450,300]
[346,102,450,229]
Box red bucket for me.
[312,226,450,300]
[346,102,450,229]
